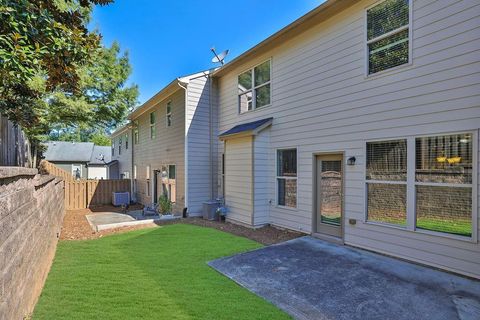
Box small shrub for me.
[158,194,172,215]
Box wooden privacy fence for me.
[65,179,131,210]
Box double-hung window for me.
[133,120,139,144]
[150,112,156,139]
[277,149,297,208]
[166,101,172,127]
[118,137,122,155]
[366,0,411,75]
[125,133,128,150]
[146,165,151,197]
[238,60,271,113]
[366,133,475,238]
[112,142,115,156]
[366,140,407,226]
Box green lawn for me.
[33,224,291,320]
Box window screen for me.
[415,133,473,237]
[366,139,407,226]
[367,0,410,74]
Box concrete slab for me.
[85,211,179,232]
[209,237,480,320]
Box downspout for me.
[208,73,214,200]
[177,79,189,211]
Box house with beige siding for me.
[211,0,480,279]
[110,124,133,180]
[113,70,216,215]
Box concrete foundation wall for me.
[0,167,65,320]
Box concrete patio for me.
[209,237,480,320]
[85,210,178,231]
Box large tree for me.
[46,42,138,142]
[0,0,117,140]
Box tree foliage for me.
[0,0,129,142]
[46,42,138,136]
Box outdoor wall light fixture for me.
[347,157,356,166]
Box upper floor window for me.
[133,120,139,144]
[150,112,156,139]
[238,60,271,113]
[366,0,410,75]
[118,136,122,155]
[125,133,128,150]
[166,101,172,127]
[112,142,115,156]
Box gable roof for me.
[213,0,354,77]
[89,146,112,165]
[219,117,273,140]
[43,141,94,162]
[127,70,211,120]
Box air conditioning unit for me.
[112,192,130,206]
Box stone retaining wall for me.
[0,167,65,320]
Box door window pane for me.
[320,161,342,226]
[416,186,472,237]
[367,183,407,226]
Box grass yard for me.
[33,224,291,320]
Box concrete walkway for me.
[209,237,480,320]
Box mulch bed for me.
[60,205,303,245]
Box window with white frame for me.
[133,120,139,144]
[133,164,137,194]
[146,165,151,197]
[366,0,410,75]
[238,60,271,113]
[118,136,122,155]
[125,133,128,150]
[166,101,172,127]
[415,133,473,237]
[366,133,475,238]
[150,112,156,139]
[277,149,297,208]
[366,139,407,226]
[112,141,115,156]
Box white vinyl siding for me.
[185,74,216,215]
[216,0,480,278]
[111,126,133,185]
[133,89,186,210]
[253,128,271,226]
[224,136,253,225]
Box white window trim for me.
[364,0,413,77]
[238,59,272,114]
[363,131,478,243]
[166,101,172,127]
[150,112,156,139]
[275,148,298,210]
[133,120,139,144]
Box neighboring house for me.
[43,141,111,179]
[113,0,480,279]
[111,70,216,214]
[211,0,480,279]
[110,123,133,180]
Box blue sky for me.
[90,0,324,104]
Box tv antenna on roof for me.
[211,47,229,65]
